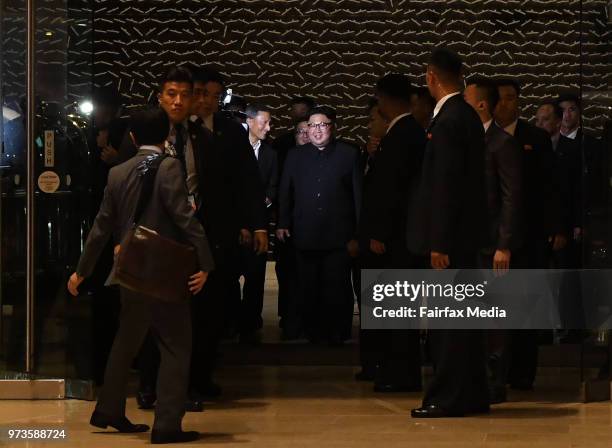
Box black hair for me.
[159,65,193,92]
[413,86,436,108]
[496,78,521,96]
[538,100,563,120]
[245,103,271,119]
[130,107,170,146]
[367,96,378,113]
[428,47,463,80]
[466,76,500,113]
[92,85,122,111]
[376,73,413,103]
[308,105,337,123]
[189,65,226,88]
[290,96,316,110]
[556,93,581,111]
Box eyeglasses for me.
[307,122,332,130]
[295,129,308,135]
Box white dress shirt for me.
[562,128,578,140]
[432,92,461,119]
[251,138,262,160]
[503,119,519,137]
[483,119,493,133]
[386,112,411,135]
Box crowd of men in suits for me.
[68,45,605,442]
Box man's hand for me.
[431,251,450,270]
[101,145,119,165]
[550,233,568,251]
[276,228,290,243]
[114,244,121,256]
[189,271,208,295]
[347,239,359,258]
[370,239,386,255]
[67,272,85,297]
[493,249,511,276]
[96,129,109,149]
[239,228,252,247]
[254,231,268,255]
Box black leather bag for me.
[115,154,197,302]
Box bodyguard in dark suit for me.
[465,78,523,404]
[495,79,564,391]
[409,48,490,418]
[359,74,426,391]
[68,108,214,444]
[237,104,278,342]
[277,106,361,344]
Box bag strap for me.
[133,153,168,225]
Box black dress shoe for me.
[489,387,507,404]
[151,430,199,444]
[90,410,150,432]
[411,405,461,418]
[374,382,422,393]
[239,331,261,345]
[137,390,156,409]
[185,398,204,412]
[354,369,376,382]
[509,379,534,391]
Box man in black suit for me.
[495,79,565,390]
[536,101,585,330]
[358,74,427,391]
[237,103,278,343]
[465,77,523,404]
[87,86,128,385]
[271,96,316,171]
[409,48,490,418]
[277,106,361,344]
[187,65,268,396]
[68,107,214,444]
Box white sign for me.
[38,171,60,193]
[44,130,54,167]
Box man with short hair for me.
[277,106,361,344]
[272,96,316,170]
[237,104,278,343]
[360,74,427,391]
[465,77,523,404]
[495,79,564,391]
[68,107,214,444]
[409,48,490,418]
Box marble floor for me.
[1,365,612,447]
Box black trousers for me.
[290,248,353,341]
[275,238,298,325]
[357,244,424,386]
[238,247,268,333]
[97,287,191,432]
[421,253,489,413]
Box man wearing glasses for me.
[277,106,362,344]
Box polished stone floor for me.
[1,365,612,447]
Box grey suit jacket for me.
[484,123,522,252]
[76,148,215,281]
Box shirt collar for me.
[386,113,411,134]
[483,119,493,133]
[139,145,163,154]
[432,92,461,119]
[503,119,519,137]
[251,138,262,152]
[562,128,579,140]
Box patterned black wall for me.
[2,0,611,138]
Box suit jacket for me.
[555,134,582,231]
[360,114,426,247]
[279,140,362,251]
[76,148,215,281]
[256,141,279,207]
[408,94,488,257]
[483,123,522,252]
[271,130,297,178]
[514,119,562,240]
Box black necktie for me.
[174,123,186,168]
